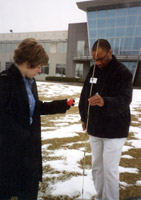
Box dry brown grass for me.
[38,84,141,200]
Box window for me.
[88,19,97,29]
[117,8,127,16]
[116,17,126,27]
[77,41,85,56]
[106,17,116,28]
[56,64,66,77]
[97,29,106,38]
[44,43,50,53]
[122,62,137,75]
[125,27,135,37]
[2,44,6,53]
[106,28,115,37]
[88,11,97,19]
[115,28,125,37]
[97,19,106,28]
[75,64,83,78]
[57,42,67,54]
[127,16,137,27]
[107,9,116,17]
[42,64,49,74]
[133,37,141,51]
[5,62,11,70]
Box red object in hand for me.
[67,99,74,106]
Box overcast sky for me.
[0,0,88,33]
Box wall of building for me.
[0,31,68,78]
[77,0,141,87]
[66,23,90,79]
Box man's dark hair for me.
[92,39,111,52]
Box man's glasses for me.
[93,51,109,62]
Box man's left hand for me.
[88,95,104,107]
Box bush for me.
[45,76,84,83]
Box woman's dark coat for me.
[79,56,133,138]
[0,64,69,197]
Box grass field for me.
[36,82,141,200]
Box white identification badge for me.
[90,77,97,84]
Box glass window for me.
[126,16,137,26]
[106,28,115,37]
[137,16,141,26]
[135,27,141,37]
[115,28,125,37]
[56,64,66,77]
[133,37,141,50]
[97,19,106,28]
[88,19,97,29]
[125,27,135,37]
[97,10,106,18]
[6,44,12,53]
[57,43,63,53]
[42,64,49,74]
[44,43,50,52]
[116,17,126,27]
[57,42,67,54]
[107,9,116,17]
[90,39,96,49]
[114,38,121,55]
[97,29,106,38]
[2,44,6,53]
[128,7,139,16]
[88,11,97,19]
[106,17,116,28]
[122,62,137,75]
[75,63,83,78]
[117,8,127,16]
[119,38,125,51]
[108,38,114,50]
[5,62,11,70]
[124,38,133,50]
[0,44,2,53]
[89,29,97,38]
[12,43,17,52]
[63,43,67,53]
[77,41,85,56]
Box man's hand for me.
[82,121,86,131]
[88,95,104,107]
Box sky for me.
[0,0,88,34]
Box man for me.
[0,38,73,200]
[79,39,133,200]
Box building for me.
[0,0,141,86]
[0,31,67,80]
[75,0,141,86]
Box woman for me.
[0,38,72,200]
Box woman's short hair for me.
[92,39,111,52]
[13,38,49,68]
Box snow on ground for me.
[37,82,141,200]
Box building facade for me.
[0,31,67,79]
[76,0,141,86]
[66,23,90,79]
[0,0,141,86]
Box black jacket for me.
[0,64,69,197]
[79,56,133,138]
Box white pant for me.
[89,135,126,200]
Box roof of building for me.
[77,0,141,12]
